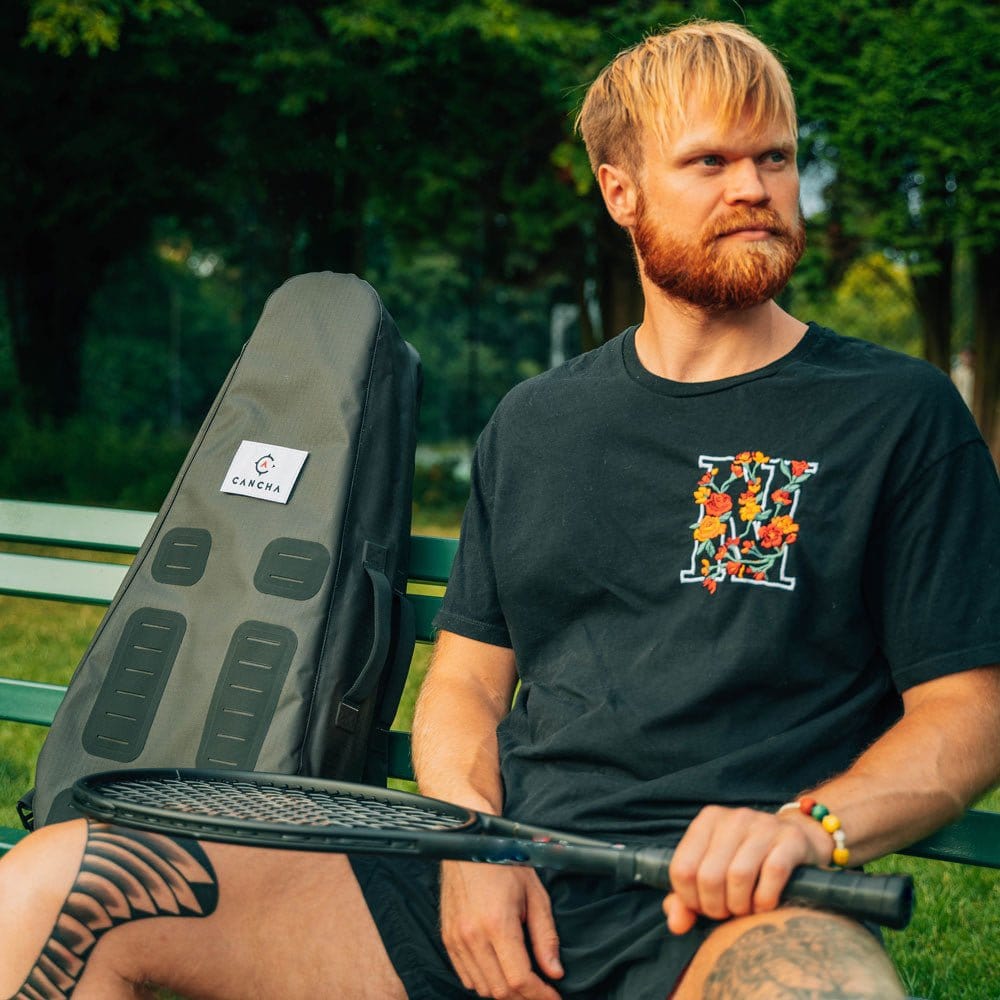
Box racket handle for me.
[629,848,914,929]
[782,865,914,930]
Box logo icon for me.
[220,441,309,505]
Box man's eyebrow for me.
[672,137,798,160]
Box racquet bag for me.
[22,272,422,829]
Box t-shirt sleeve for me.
[865,437,1000,691]
[433,424,513,648]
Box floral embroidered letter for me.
[681,452,818,595]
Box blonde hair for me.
[576,21,797,177]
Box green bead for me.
[810,804,829,821]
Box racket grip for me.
[783,866,914,930]
[628,848,914,929]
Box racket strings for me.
[99,777,471,833]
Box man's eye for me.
[764,151,787,164]
[701,155,723,167]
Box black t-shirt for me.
[434,323,1000,844]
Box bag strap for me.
[336,542,394,732]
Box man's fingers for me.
[672,806,763,919]
[752,833,802,912]
[524,875,563,981]
[667,806,824,926]
[663,892,699,936]
[440,863,561,999]
[667,805,718,916]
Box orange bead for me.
[832,847,851,867]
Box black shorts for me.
[349,855,714,1000]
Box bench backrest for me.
[0,499,454,782]
[1,498,997,868]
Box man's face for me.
[631,106,805,313]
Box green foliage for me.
[5,0,997,448]
[789,251,922,357]
[25,0,205,56]
[0,412,191,508]
[80,232,248,430]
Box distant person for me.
[951,346,975,408]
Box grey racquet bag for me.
[23,272,421,829]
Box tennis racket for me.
[72,768,914,930]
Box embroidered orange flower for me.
[791,460,809,477]
[758,523,784,548]
[736,451,752,462]
[739,495,761,522]
[704,492,733,516]
[693,515,725,542]
[771,489,793,506]
[753,451,770,464]
[772,515,800,536]
[693,486,711,504]
[702,577,718,594]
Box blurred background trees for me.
[1,0,997,511]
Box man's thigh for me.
[673,906,905,1000]
[0,818,406,1000]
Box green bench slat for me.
[0,678,67,726]
[0,828,29,853]
[0,499,154,552]
[411,592,442,642]
[900,809,1000,868]
[387,730,414,782]
[0,551,126,604]
[0,498,454,576]
[409,535,457,583]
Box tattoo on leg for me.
[8,821,218,1000]
[702,915,902,1000]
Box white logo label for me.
[220,440,309,504]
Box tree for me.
[1,0,223,420]
[758,0,1000,458]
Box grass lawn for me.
[1,530,997,998]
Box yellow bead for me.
[821,813,841,833]
[832,847,851,867]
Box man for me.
[2,20,999,1000]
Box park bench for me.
[2,496,999,874]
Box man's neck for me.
[634,292,807,384]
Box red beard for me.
[633,194,806,313]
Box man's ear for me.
[597,163,639,228]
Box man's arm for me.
[412,630,564,1000]
[664,663,1000,934]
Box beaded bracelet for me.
[779,797,850,868]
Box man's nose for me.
[724,159,770,205]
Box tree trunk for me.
[3,233,103,422]
[594,209,643,345]
[909,240,954,373]
[971,244,1000,467]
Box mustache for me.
[706,209,798,241]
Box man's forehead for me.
[645,104,797,159]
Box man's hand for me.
[440,860,563,999]
[663,805,832,935]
